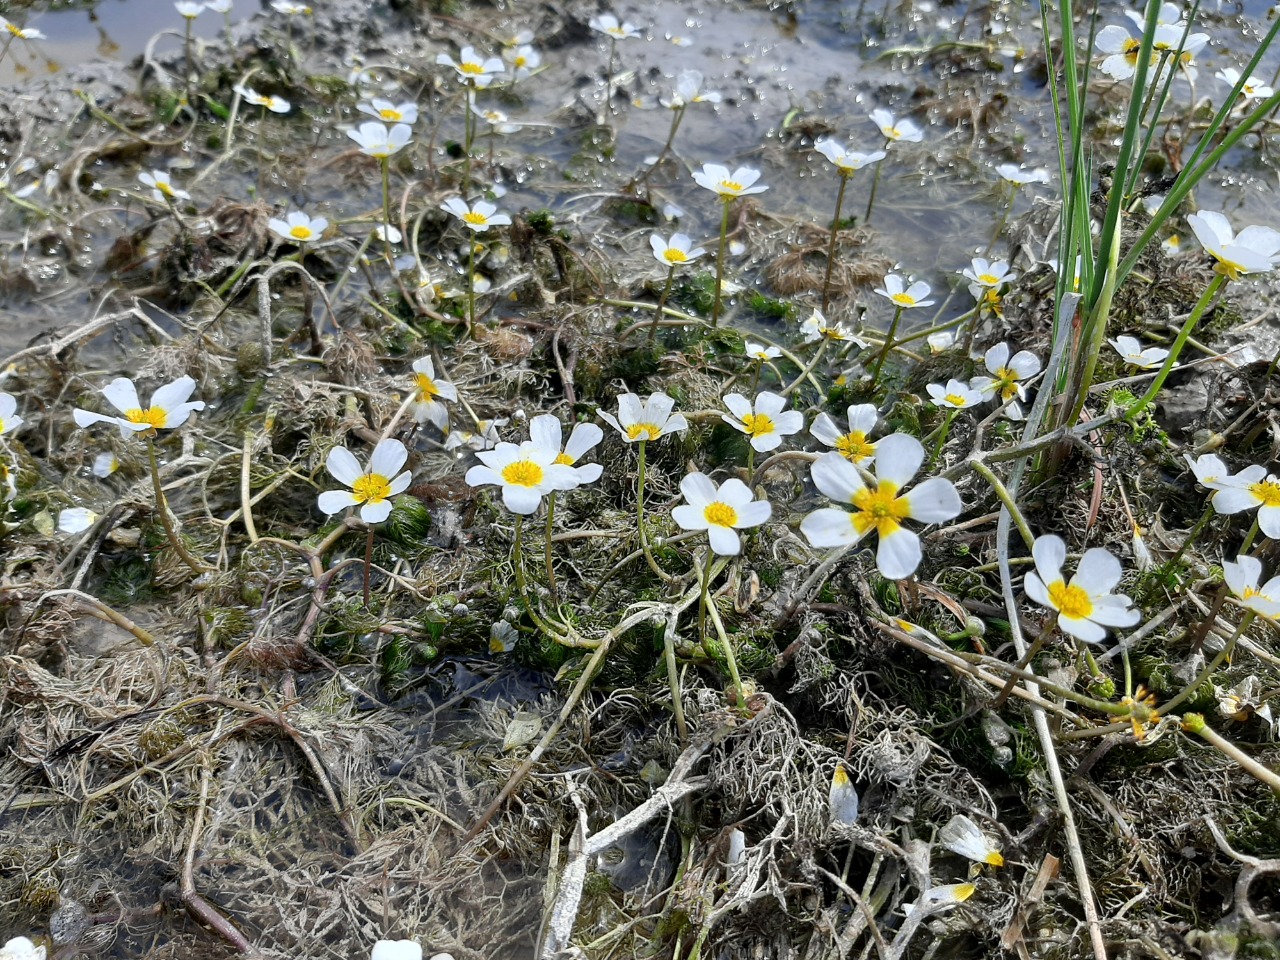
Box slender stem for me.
[649,265,676,342]
[930,409,960,465]
[1163,502,1215,572]
[661,614,688,743]
[1182,710,1280,792]
[698,547,713,645]
[363,528,374,606]
[605,37,618,113]
[745,445,756,478]
[466,232,477,339]
[970,459,1035,551]
[380,157,393,258]
[703,568,748,709]
[545,491,558,598]
[145,436,211,575]
[184,19,194,105]
[869,305,905,388]
[984,184,1015,256]
[821,174,850,313]
[463,84,475,196]
[0,34,16,69]
[863,142,888,222]
[712,198,732,326]
[636,440,674,583]
[1127,272,1227,421]
[651,106,685,171]
[780,338,826,397]
[1240,517,1261,555]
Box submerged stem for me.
[821,174,850,313]
[712,198,732,326]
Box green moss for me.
[100,557,155,606]
[384,494,432,547]
[747,291,795,321]
[673,272,716,316]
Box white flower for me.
[318,440,412,524]
[902,883,976,916]
[175,1,204,18]
[530,414,604,485]
[93,451,120,478]
[671,473,771,555]
[206,0,233,12]
[470,105,521,133]
[268,210,328,243]
[440,197,511,232]
[348,121,413,158]
[874,274,934,308]
[271,1,311,14]
[58,507,99,535]
[721,391,804,452]
[827,765,859,825]
[660,69,721,108]
[1185,453,1249,515]
[800,435,962,579]
[1216,67,1274,102]
[869,107,923,143]
[811,403,878,465]
[1223,555,1280,619]
[995,163,1049,186]
[138,170,191,203]
[371,940,422,960]
[0,20,45,40]
[234,84,290,113]
[1124,2,1184,29]
[464,436,579,514]
[445,419,506,452]
[0,392,23,436]
[815,140,885,175]
[1108,334,1168,369]
[358,99,419,124]
[598,392,689,443]
[408,357,459,430]
[800,308,866,344]
[743,341,782,361]
[926,330,955,354]
[939,814,1004,866]
[589,14,642,40]
[962,257,1017,292]
[0,937,45,960]
[1023,535,1141,643]
[691,163,768,199]
[650,232,706,267]
[969,342,1041,419]
[74,376,205,438]
[927,379,984,409]
[436,46,505,87]
[1187,210,1280,280]
[503,44,541,80]
[1095,24,1154,81]
[1210,463,1280,539]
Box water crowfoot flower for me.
[0,937,45,960]
[800,309,864,345]
[348,121,413,158]
[0,392,23,435]
[589,14,642,40]
[814,140,884,310]
[371,941,422,960]
[721,391,804,453]
[870,274,933,387]
[672,472,771,556]
[692,163,768,325]
[358,99,419,124]
[1209,463,1280,541]
[0,19,46,41]
[436,45,505,87]
[503,44,541,82]
[138,170,191,203]
[800,434,962,579]
[1023,534,1141,643]
[939,814,1004,866]
[902,883,976,916]
[995,163,1050,186]
[74,376,205,437]
[234,84,291,113]
[464,438,578,514]
[969,342,1041,419]
[319,439,412,524]
[599,392,688,443]
[926,379,983,410]
[1186,210,1280,280]
[1215,67,1274,103]
[268,210,328,244]
[408,357,458,429]
[1223,555,1280,619]
[530,415,603,485]
[810,403,878,465]
[441,198,511,337]
[1107,334,1168,369]
[827,765,859,825]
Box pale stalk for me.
[466,233,477,339]
[648,264,677,342]
[463,84,475,196]
[1126,272,1227,421]
[711,197,732,326]
[983,183,1016,256]
[1162,502,1215,572]
[697,546,713,646]
[184,18,194,105]
[1182,711,1280,792]
[821,172,851,313]
[863,139,890,222]
[929,409,961,465]
[636,440,674,583]
[1240,517,1261,555]
[703,570,748,709]
[779,338,827,397]
[380,156,393,258]
[869,305,905,388]
[545,491,558,598]
[146,436,211,575]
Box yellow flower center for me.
[626,422,662,441]
[835,431,875,463]
[1123,37,1141,65]
[1249,480,1280,508]
[290,225,314,240]
[460,61,484,75]
[719,179,744,193]
[0,416,6,433]
[985,851,1005,867]
[663,248,688,264]
[5,24,22,36]
[1212,255,1247,280]
[952,883,977,903]
[891,292,916,306]
[740,412,775,437]
[945,393,967,406]
[265,98,282,110]
[352,472,392,504]
[832,766,852,787]
[978,273,1000,285]
[126,407,167,429]
[1047,580,1094,620]
[414,373,438,400]
[379,108,403,121]
[850,482,909,536]
[155,180,174,197]
[886,126,901,139]
[554,452,575,466]
[514,55,527,67]
[501,460,544,487]
[703,501,738,527]
[462,211,488,225]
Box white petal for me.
[847,404,878,434]
[388,470,413,495]
[872,433,924,490]
[1211,485,1260,516]
[464,464,502,489]
[318,490,359,514]
[1089,595,1141,627]
[810,412,842,446]
[529,414,562,453]
[680,471,718,508]
[1024,571,1052,609]
[735,499,773,528]
[722,393,753,420]
[326,447,364,486]
[101,378,141,415]
[876,527,922,579]
[1223,556,1260,598]
[1057,613,1107,644]
[369,438,408,477]
[672,503,709,531]
[801,507,860,547]
[1032,534,1067,584]
[563,423,603,460]
[811,452,865,504]
[902,477,962,523]
[707,524,742,555]
[1072,547,1123,595]
[360,499,394,523]
[503,484,543,514]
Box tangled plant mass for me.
[3,0,1280,957]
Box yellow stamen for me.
[462,211,488,226]
[719,179,744,192]
[554,452,575,466]
[126,407,167,429]
[978,273,1000,285]
[1249,480,1280,508]
[626,422,662,441]
[156,181,174,198]
[704,501,738,527]
[289,225,313,241]
[851,482,910,537]
[413,373,438,400]
[1047,580,1093,620]
[352,472,391,504]
[835,431,875,463]
[740,412,775,437]
[460,62,484,75]
[501,460,544,487]
[944,393,966,406]
[663,248,688,264]
[379,108,402,121]
[890,292,915,306]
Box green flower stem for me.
[1162,612,1254,716]
[660,613,688,743]
[930,408,960,466]
[545,491,559,599]
[821,173,851,313]
[1127,272,1227,421]
[1182,710,1280,792]
[145,436,211,575]
[702,563,748,710]
[636,440,675,583]
[969,459,1035,551]
[697,546,713,646]
[0,34,16,70]
[463,84,475,196]
[1240,517,1261,555]
[605,37,618,113]
[863,142,888,223]
[1163,502,1215,572]
[184,19,194,105]
[869,305,905,389]
[745,445,756,479]
[380,156,393,257]
[779,338,826,397]
[466,232,477,339]
[652,105,686,171]
[984,183,1016,256]
[363,527,374,607]
[711,197,733,326]
[648,264,677,342]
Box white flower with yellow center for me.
[827,764,860,825]
[441,197,511,233]
[407,357,459,430]
[800,435,962,579]
[370,940,422,960]
[206,0,232,12]
[671,472,771,555]
[589,14,642,40]
[1023,534,1140,643]
[530,414,603,485]
[234,84,290,113]
[1186,453,1249,512]
[464,436,579,514]
[721,391,804,452]
[902,883,976,916]
[268,210,328,244]
[0,936,46,960]
[175,2,204,18]
[743,341,782,362]
[470,104,522,133]
[318,439,411,524]
[691,163,768,199]
[73,377,205,438]
[347,121,412,158]
[969,342,1041,419]
[811,403,878,465]
[445,418,507,452]
[598,392,688,443]
[436,46,505,87]
[93,451,120,478]
[358,99,419,125]
[503,44,541,81]
[271,1,311,14]
[138,170,191,203]
[1216,67,1274,102]
[1187,210,1280,280]
[0,19,45,40]
[1223,555,1280,619]
[1210,463,1280,539]
[939,814,1004,867]
[962,257,1017,292]
[927,379,983,410]
[800,308,866,345]
[1108,334,1168,369]
[660,70,721,109]
[995,163,1049,186]
[58,507,99,535]
[815,140,885,176]
[869,107,923,143]
[1095,24,1155,81]
[0,392,23,436]
[650,232,706,267]
[874,274,934,308]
